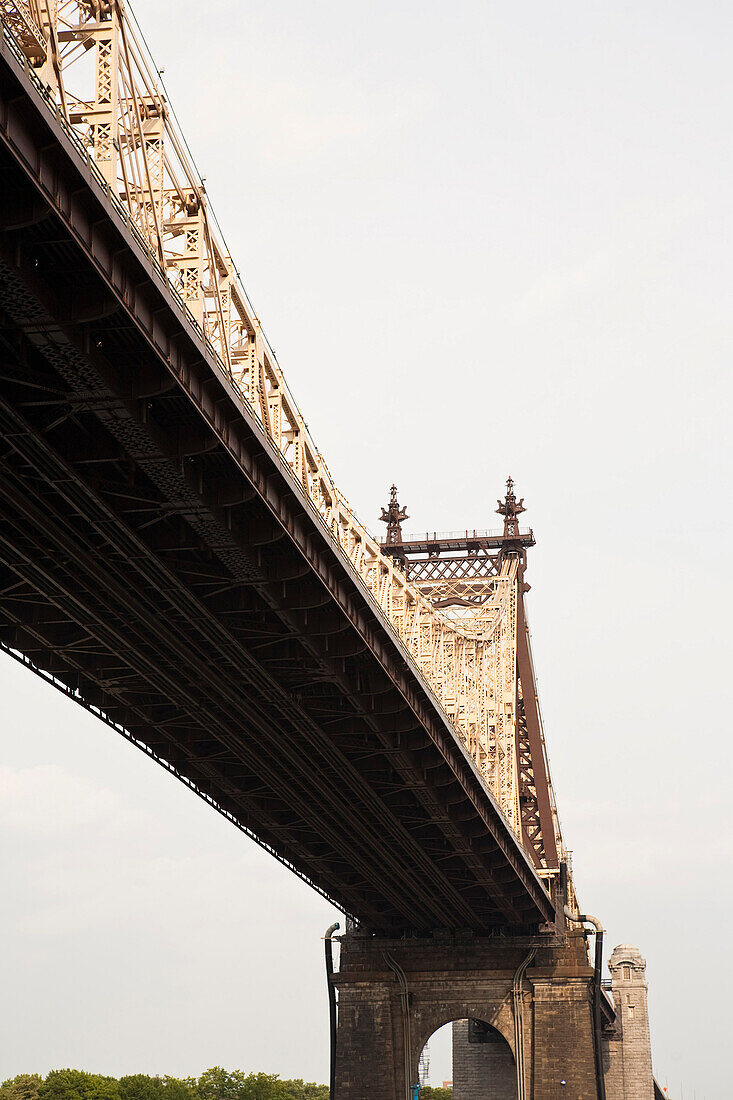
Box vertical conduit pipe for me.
[512,947,537,1100]
[564,908,606,1100]
[324,921,340,1098]
[384,952,413,1100]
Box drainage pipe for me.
[564,907,606,1100]
[384,952,413,1100]
[512,947,537,1100]
[324,921,340,1098]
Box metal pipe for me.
[384,952,413,1100]
[512,947,536,1100]
[324,921,340,1098]
[564,907,606,1100]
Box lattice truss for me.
[409,553,503,610]
[1,0,567,872]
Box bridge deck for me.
[0,37,553,933]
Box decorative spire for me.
[380,484,409,545]
[496,475,526,540]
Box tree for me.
[0,1075,43,1100]
[234,1076,288,1100]
[3,1071,329,1100]
[161,1079,198,1100]
[279,1082,328,1100]
[196,1070,240,1100]
[197,1072,290,1100]
[119,1077,164,1100]
[39,1070,119,1100]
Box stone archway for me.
[410,995,517,1089]
[452,1019,517,1099]
[416,1016,517,1100]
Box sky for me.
[2,0,732,1095]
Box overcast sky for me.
[2,1,732,1096]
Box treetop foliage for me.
[0,1072,452,1100]
[0,1070,336,1100]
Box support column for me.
[334,977,400,1098]
[333,929,599,1100]
[530,976,597,1096]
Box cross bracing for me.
[0,0,571,909]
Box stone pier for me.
[333,927,599,1100]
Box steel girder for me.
[0,38,555,931]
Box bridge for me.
[0,5,660,1098]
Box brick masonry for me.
[333,928,598,1100]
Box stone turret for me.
[604,944,655,1100]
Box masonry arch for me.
[412,996,516,1080]
[415,1013,517,1099]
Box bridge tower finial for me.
[496,475,526,541]
[380,484,409,546]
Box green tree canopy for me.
[119,1076,163,1100]
[160,1080,198,1100]
[277,1083,328,1100]
[39,1070,119,1100]
[196,1070,241,1100]
[198,1071,291,1100]
[2,1071,328,1100]
[0,1074,43,1100]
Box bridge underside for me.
[0,41,553,933]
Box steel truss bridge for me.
[0,1,574,935]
